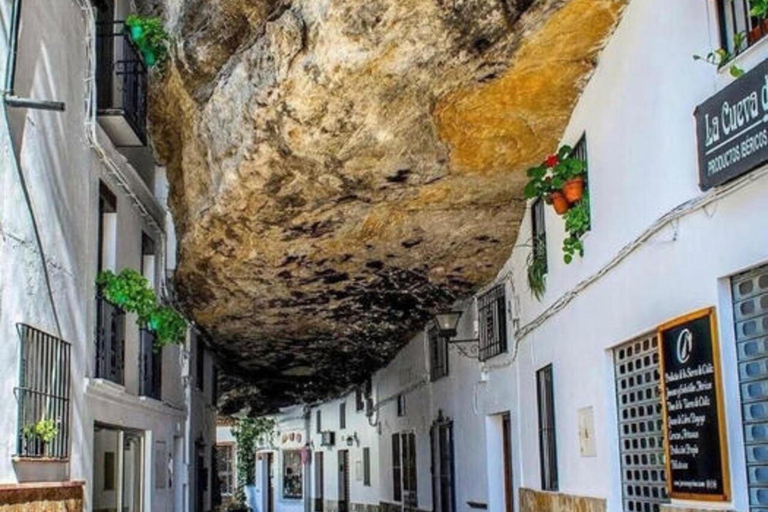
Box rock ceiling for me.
[147,0,626,413]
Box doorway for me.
[338,450,350,512]
[267,452,275,512]
[502,414,513,512]
[314,452,324,512]
[431,413,456,512]
[93,424,144,512]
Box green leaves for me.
[750,0,768,18]
[526,235,548,300]
[97,269,187,347]
[562,194,590,264]
[22,418,58,444]
[523,146,586,202]
[232,417,277,504]
[125,14,170,66]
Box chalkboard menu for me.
[658,308,730,500]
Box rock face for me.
[148,0,626,412]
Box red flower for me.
[545,154,559,168]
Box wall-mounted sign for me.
[695,57,768,190]
[657,307,730,501]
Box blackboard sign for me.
[658,308,730,500]
[695,57,768,190]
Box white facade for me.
[257,2,768,512]
[0,0,216,510]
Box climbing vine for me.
[230,417,277,506]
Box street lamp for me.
[433,311,463,338]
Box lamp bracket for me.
[448,338,479,359]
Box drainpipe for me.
[3,0,65,111]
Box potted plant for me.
[748,0,768,43]
[125,14,170,67]
[22,418,59,457]
[526,234,548,300]
[524,146,587,214]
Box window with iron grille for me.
[340,402,346,429]
[139,329,162,400]
[217,444,235,497]
[718,0,768,56]
[572,135,590,229]
[429,327,449,381]
[478,285,507,361]
[537,364,558,491]
[613,334,668,512]
[397,394,406,417]
[15,324,71,459]
[316,409,322,433]
[363,447,371,486]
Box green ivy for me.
[562,194,590,264]
[125,14,170,66]
[231,417,277,505]
[97,269,186,347]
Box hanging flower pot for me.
[562,176,585,204]
[549,191,569,215]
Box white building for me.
[254,3,768,512]
[0,0,216,510]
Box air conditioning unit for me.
[320,431,335,447]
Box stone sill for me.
[11,457,69,464]
[0,480,83,490]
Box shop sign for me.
[657,307,730,500]
[695,57,768,190]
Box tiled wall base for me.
[0,481,83,512]
[520,488,606,512]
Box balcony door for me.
[93,0,114,109]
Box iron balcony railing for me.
[718,0,768,56]
[14,324,71,459]
[139,328,162,400]
[95,296,126,385]
[96,21,148,145]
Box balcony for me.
[139,329,162,400]
[96,21,148,147]
[95,296,125,385]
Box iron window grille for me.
[397,394,406,417]
[718,0,768,56]
[15,324,71,459]
[478,285,508,361]
[139,329,162,400]
[531,198,548,273]
[316,410,322,433]
[572,134,590,229]
[537,364,558,491]
[96,21,148,145]
[613,334,668,512]
[363,447,371,486]
[96,295,126,385]
[340,402,346,429]
[429,327,450,381]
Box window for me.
[283,450,303,499]
[15,324,71,459]
[531,198,547,273]
[340,402,346,429]
[98,182,117,273]
[718,0,768,56]
[571,135,590,229]
[217,444,236,497]
[537,364,558,491]
[429,327,449,381]
[397,394,406,417]
[614,334,667,512]
[431,417,455,512]
[356,387,365,412]
[391,432,417,505]
[212,366,218,407]
[316,410,322,433]
[196,333,205,391]
[392,434,402,502]
[363,447,371,486]
[478,285,507,361]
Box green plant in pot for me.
[562,194,590,264]
[526,234,548,300]
[524,145,586,215]
[125,14,169,67]
[22,418,59,456]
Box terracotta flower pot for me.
[749,19,768,45]
[563,176,585,204]
[549,191,569,215]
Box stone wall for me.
[0,481,83,512]
[519,488,605,512]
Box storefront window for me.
[283,450,303,499]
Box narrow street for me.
[1,1,767,512]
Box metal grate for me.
[429,327,449,381]
[614,334,668,512]
[732,265,768,512]
[14,324,71,459]
[96,296,125,385]
[717,0,768,56]
[478,285,507,361]
[139,329,162,400]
